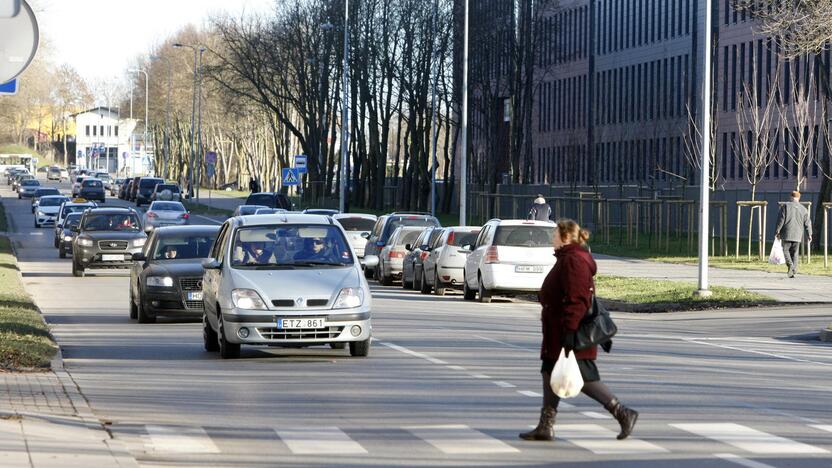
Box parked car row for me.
[117,176,181,205]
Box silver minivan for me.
[201,214,373,359]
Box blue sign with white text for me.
[0,80,18,95]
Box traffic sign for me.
[205,151,217,165]
[0,0,38,83]
[206,163,215,179]
[0,79,17,95]
[294,154,307,174]
[282,168,300,186]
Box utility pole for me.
[429,0,440,217]
[339,0,350,213]
[459,0,469,226]
[696,0,713,297]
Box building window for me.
[93,126,97,137]
[85,125,90,136]
[115,125,119,137]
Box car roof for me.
[84,207,138,215]
[487,219,554,226]
[152,225,220,236]
[332,213,378,220]
[40,194,68,199]
[445,226,481,231]
[237,213,333,227]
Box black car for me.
[135,177,163,206]
[244,192,293,210]
[58,212,83,258]
[120,179,133,200]
[71,207,146,277]
[129,225,220,323]
[79,178,106,203]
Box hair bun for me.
[579,229,590,243]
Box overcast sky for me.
[36,0,273,83]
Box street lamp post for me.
[338,0,350,213]
[459,0,469,226]
[151,55,172,180]
[173,43,204,198]
[429,0,440,217]
[696,0,713,297]
[129,68,149,175]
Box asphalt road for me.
[4,178,832,467]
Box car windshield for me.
[65,214,82,228]
[82,213,141,232]
[149,202,185,212]
[82,180,102,188]
[39,197,67,207]
[238,205,266,216]
[494,226,554,247]
[22,180,39,186]
[231,224,353,268]
[383,216,440,241]
[152,234,217,260]
[449,230,480,246]
[336,217,376,232]
[139,179,163,188]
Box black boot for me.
[519,407,556,441]
[605,398,638,440]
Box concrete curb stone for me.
[821,328,832,342]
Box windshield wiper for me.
[289,261,348,267]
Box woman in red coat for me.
[520,219,638,442]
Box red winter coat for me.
[538,243,598,361]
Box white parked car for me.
[421,226,481,296]
[34,195,70,228]
[460,219,556,303]
[201,214,373,359]
[142,201,190,231]
[332,213,377,259]
[377,226,424,286]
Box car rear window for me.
[22,179,39,186]
[335,217,376,232]
[245,194,275,206]
[449,230,480,246]
[382,216,440,241]
[493,226,553,247]
[82,180,102,188]
[395,230,422,247]
[140,178,163,188]
[150,202,185,212]
[156,184,180,192]
[82,213,141,232]
[238,206,267,216]
[39,197,67,207]
[65,214,82,228]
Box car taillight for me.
[485,246,500,263]
[419,251,429,261]
[447,231,455,245]
[389,251,405,259]
[181,213,189,219]
[147,212,157,218]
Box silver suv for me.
[201,214,373,359]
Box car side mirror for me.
[360,232,370,239]
[131,253,146,261]
[405,243,412,251]
[202,259,221,270]
[362,255,379,268]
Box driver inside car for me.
[293,237,330,262]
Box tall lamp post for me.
[459,0,469,226]
[128,68,149,175]
[696,0,713,297]
[173,43,205,198]
[150,55,172,180]
[338,0,350,213]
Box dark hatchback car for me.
[79,178,106,202]
[135,177,164,206]
[120,179,134,200]
[58,212,83,258]
[129,225,220,323]
[244,192,293,210]
[71,208,146,277]
[128,176,142,201]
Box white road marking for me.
[559,401,576,409]
[683,338,832,367]
[446,365,466,371]
[810,424,832,433]
[581,411,612,420]
[378,341,448,365]
[275,427,367,455]
[494,381,516,388]
[145,425,220,454]
[671,423,829,454]
[714,453,778,468]
[471,374,491,379]
[556,424,668,454]
[473,334,536,353]
[517,390,541,397]
[405,424,519,454]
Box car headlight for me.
[37,210,46,217]
[232,289,267,310]
[77,238,93,247]
[146,276,174,288]
[132,238,146,247]
[333,287,364,309]
[63,235,73,241]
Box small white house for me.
[73,107,152,175]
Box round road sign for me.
[0,0,39,83]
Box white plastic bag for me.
[769,239,786,265]
[550,348,584,399]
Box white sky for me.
[35,0,274,82]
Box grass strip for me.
[595,274,776,312]
[0,235,56,370]
[183,200,233,217]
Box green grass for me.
[199,187,248,199]
[183,200,232,217]
[595,274,775,312]
[0,144,37,156]
[0,236,56,370]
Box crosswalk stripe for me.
[671,423,829,454]
[275,427,367,455]
[557,424,669,455]
[405,424,519,454]
[581,411,612,420]
[714,453,778,468]
[810,425,832,434]
[145,425,220,454]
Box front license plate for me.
[515,265,544,273]
[278,318,326,329]
[187,291,203,301]
[102,254,123,261]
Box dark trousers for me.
[782,241,800,274]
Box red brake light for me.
[389,251,405,259]
[147,212,157,218]
[181,213,189,219]
[419,251,429,261]
[447,231,455,245]
[485,246,500,264]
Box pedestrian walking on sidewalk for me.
[520,219,638,442]
[528,194,553,221]
[774,191,812,278]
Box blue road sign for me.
[206,163,215,179]
[282,168,300,186]
[0,79,17,95]
[294,154,307,174]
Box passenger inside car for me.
[164,245,178,259]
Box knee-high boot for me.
[605,398,638,440]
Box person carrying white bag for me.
[768,238,786,266]
[519,219,639,442]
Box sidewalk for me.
[595,254,832,303]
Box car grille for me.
[180,277,202,291]
[98,240,129,250]
[184,300,204,310]
[271,299,329,307]
[256,326,344,340]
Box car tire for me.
[59,246,66,259]
[349,339,370,357]
[136,292,155,324]
[330,342,346,350]
[71,260,85,278]
[412,268,421,290]
[34,220,39,228]
[380,273,393,286]
[203,314,219,352]
[129,289,138,319]
[218,314,240,359]
[402,272,413,290]
[419,270,431,294]
[478,275,492,303]
[434,272,446,296]
[364,267,374,279]
[54,237,59,248]
[462,275,476,301]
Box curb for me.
[821,328,832,343]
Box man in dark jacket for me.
[774,191,812,278]
[527,194,552,221]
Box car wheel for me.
[136,292,155,324]
[330,342,346,350]
[462,273,476,301]
[402,271,413,290]
[58,246,66,259]
[364,266,374,279]
[349,338,370,357]
[412,268,421,290]
[218,314,240,359]
[380,272,393,286]
[434,271,446,296]
[420,270,431,294]
[478,274,492,303]
[128,287,138,319]
[34,220,39,228]
[71,260,84,278]
[203,314,219,352]
[53,237,59,248]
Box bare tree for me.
[683,102,722,191]
[779,57,819,191]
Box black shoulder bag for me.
[573,293,617,351]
